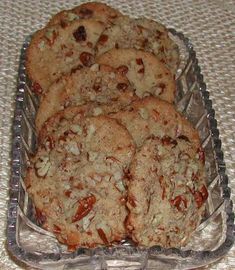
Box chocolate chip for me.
[73,26,87,42]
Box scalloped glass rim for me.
[7,28,234,269]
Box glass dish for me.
[7,29,234,269]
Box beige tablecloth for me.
[0,0,234,269]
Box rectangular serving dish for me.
[7,29,234,269]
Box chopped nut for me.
[117,65,129,75]
[138,108,149,120]
[153,83,165,96]
[65,57,73,63]
[79,52,94,67]
[114,180,126,192]
[70,124,82,135]
[136,58,143,65]
[88,151,98,161]
[67,12,79,21]
[113,171,122,181]
[72,195,96,222]
[93,174,102,182]
[87,124,96,138]
[78,8,93,18]
[32,82,43,95]
[90,63,99,72]
[35,156,51,177]
[65,141,80,155]
[44,28,58,45]
[82,211,95,231]
[93,107,103,116]
[98,34,109,45]
[109,72,116,79]
[73,25,87,42]
[117,83,128,91]
[38,40,45,51]
[152,214,163,226]
[96,221,111,244]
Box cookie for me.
[47,2,122,27]
[95,16,179,74]
[26,115,135,249]
[26,19,105,95]
[38,103,127,145]
[35,64,137,132]
[126,136,207,247]
[111,97,200,148]
[38,105,95,144]
[96,49,176,103]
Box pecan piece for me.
[35,155,51,177]
[98,34,109,45]
[44,136,55,150]
[35,207,46,224]
[71,64,83,74]
[53,224,61,233]
[72,194,96,222]
[159,176,166,200]
[194,185,208,208]
[138,67,144,74]
[64,190,72,197]
[32,82,43,95]
[116,83,128,91]
[136,58,143,65]
[127,195,137,207]
[93,83,101,92]
[79,52,94,67]
[117,65,128,75]
[170,195,188,212]
[78,8,93,18]
[178,135,189,142]
[73,25,87,42]
[97,228,109,245]
[197,147,205,164]
[161,136,178,147]
[45,28,58,46]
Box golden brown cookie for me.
[96,16,179,74]
[111,97,200,148]
[97,49,176,103]
[26,115,135,249]
[47,2,122,27]
[126,136,207,247]
[26,19,104,95]
[35,64,137,132]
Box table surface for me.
[0,0,234,269]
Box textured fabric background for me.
[0,0,234,269]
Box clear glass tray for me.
[7,29,234,269]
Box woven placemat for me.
[0,0,234,269]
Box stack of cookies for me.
[25,2,208,250]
